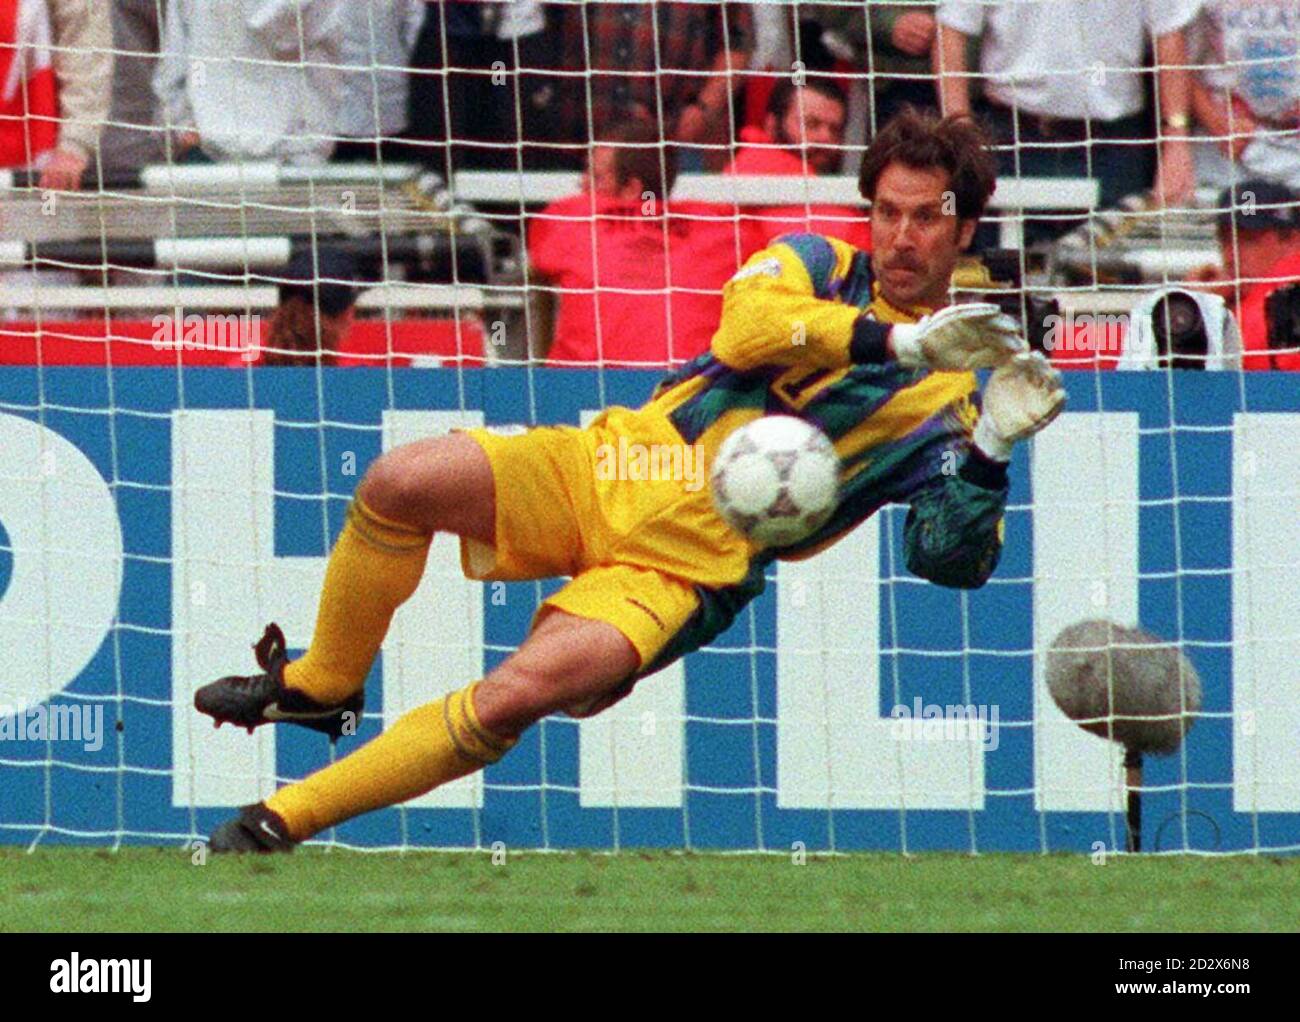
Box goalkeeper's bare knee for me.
[357,432,493,538]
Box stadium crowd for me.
[1,0,1298,369]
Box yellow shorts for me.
[459,407,754,671]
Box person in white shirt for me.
[933,0,1200,240]
[2,0,114,190]
[154,0,345,166]
[1187,0,1300,190]
[333,0,425,163]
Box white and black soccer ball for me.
[710,415,840,548]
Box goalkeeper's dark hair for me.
[602,122,679,203]
[858,106,997,223]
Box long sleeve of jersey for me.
[689,230,1007,589]
[902,447,1008,589]
[711,235,893,371]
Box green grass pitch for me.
[3,848,1298,932]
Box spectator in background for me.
[737,78,847,176]
[934,0,1200,242]
[98,0,164,176]
[1188,178,1300,368]
[46,0,113,189]
[868,4,941,124]
[334,0,424,163]
[256,249,360,367]
[0,0,59,171]
[405,1,556,172]
[741,5,835,127]
[552,2,752,171]
[154,0,345,165]
[527,123,746,366]
[0,0,112,190]
[724,78,872,251]
[806,2,942,128]
[0,0,110,307]
[1187,1,1300,191]
[745,0,794,104]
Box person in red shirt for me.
[0,0,58,170]
[724,77,872,253]
[1187,179,1300,369]
[528,123,749,367]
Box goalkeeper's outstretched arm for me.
[712,236,1025,372]
[905,352,1066,589]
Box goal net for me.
[1,0,1297,856]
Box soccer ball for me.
[710,415,840,547]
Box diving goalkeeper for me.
[197,109,1065,851]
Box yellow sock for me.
[283,497,432,705]
[266,682,513,841]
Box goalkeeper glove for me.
[889,302,1027,371]
[973,351,1067,462]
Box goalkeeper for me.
[197,109,1065,851]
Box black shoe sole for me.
[195,679,364,741]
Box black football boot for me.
[208,803,295,854]
[194,623,363,742]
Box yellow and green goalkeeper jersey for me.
[606,232,1010,673]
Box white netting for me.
[0,0,1297,855]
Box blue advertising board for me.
[0,368,1297,853]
